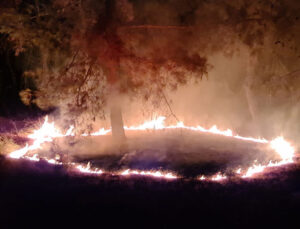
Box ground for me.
[34,130,278,177]
[1,154,300,228]
[1,122,300,228]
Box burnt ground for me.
[37,130,281,178]
[1,155,300,229]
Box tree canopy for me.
[1,0,300,129]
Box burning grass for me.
[5,116,296,181]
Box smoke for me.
[3,0,299,175]
[26,41,299,177]
[32,128,276,178]
[9,0,297,145]
[120,44,300,143]
[80,0,300,146]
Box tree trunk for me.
[110,105,126,143]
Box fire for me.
[90,128,112,136]
[239,137,295,178]
[76,162,103,174]
[199,175,206,180]
[86,115,268,143]
[124,116,166,130]
[8,116,65,159]
[124,116,269,144]
[236,168,242,174]
[242,163,266,178]
[46,158,63,165]
[270,136,294,163]
[211,173,227,181]
[120,169,177,179]
[25,154,39,161]
[28,116,64,139]
[7,115,296,181]
[9,144,29,159]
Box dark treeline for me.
[0,34,42,118]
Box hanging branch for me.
[64,49,79,73]
[161,91,179,123]
[76,61,94,106]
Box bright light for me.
[211,173,227,181]
[270,137,294,162]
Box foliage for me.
[1,0,300,127]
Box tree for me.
[1,0,300,141]
[1,0,208,142]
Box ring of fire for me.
[7,116,295,181]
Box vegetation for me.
[0,0,300,139]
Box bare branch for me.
[161,91,179,123]
[64,49,79,73]
[76,61,94,106]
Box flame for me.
[199,175,206,180]
[25,154,39,161]
[8,116,62,159]
[211,173,227,181]
[65,125,75,136]
[28,116,63,139]
[65,115,269,143]
[45,158,63,165]
[239,137,295,178]
[270,137,294,163]
[9,144,29,159]
[76,162,103,174]
[90,128,111,136]
[123,116,268,143]
[124,116,166,130]
[242,164,266,178]
[7,115,296,181]
[120,169,177,179]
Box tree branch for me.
[76,61,94,106]
[161,91,179,123]
[64,49,79,73]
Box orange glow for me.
[236,168,242,174]
[120,169,177,179]
[199,175,206,180]
[88,116,268,143]
[7,115,296,181]
[211,173,227,181]
[270,137,294,163]
[242,164,266,178]
[123,116,268,143]
[76,162,103,174]
[9,144,29,159]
